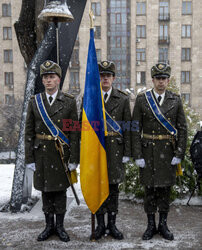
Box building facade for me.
[0,0,202,138]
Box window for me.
[182,48,191,61]
[3,27,12,40]
[182,25,191,38]
[137,72,146,85]
[181,93,190,105]
[136,49,146,61]
[182,1,192,15]
[96,49,101,62]
[116,13,121,24]
[5,72,13,86]
[91,2,101,16]
[137,2,146,15]
[159,48,168,62]
[4,50,13,63]
[137,25,146,38]
[181,71,191,83]
[159,24,168,42]
[5,94,14,105]
[2,3,11,17]
[70,49,79,67]
[70,71,79,91]
[116,37,121,48]
[159,0,169,20]
[94,26,101,39]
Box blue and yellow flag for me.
[80,28,109,214]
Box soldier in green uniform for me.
[91,60,131,240]
[132,63,187,241]
[25,60,79,242]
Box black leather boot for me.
[142,214,157,240]
[90,214,105,240]
[107,213,123,240]
[55,214,70,242]
[158,212,174,241]
[37,213,55,241]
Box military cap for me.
[98,60,115,76]
[40,60,62,78]
[151,63,171,78]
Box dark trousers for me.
[42,190,67,214]
[96,184,119,215]
[144,186,171,214]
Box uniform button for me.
[58,119,61,122]
[111,140,114,143]
[153,143,155,146]
[43,145,46,149]
[152,131,155,134]
[113,116,115,119]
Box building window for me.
[5,72,13,86]
[69,71,79,92]
[3,27,12,40]
[182,25,191,38]
[181,71,191,84]
[70,49,79,67]
[182,1,192,15]
[137,2,146,15]
[137,25,146,38]
[182,48,191,61]
[91,2,101,16]
[94,26,101,39]
[116,37,121,48]
[2,3,11,17]
[5,95,14,105]
[181,93,190,105]
[4,50,13,63]
[137,72,146,85]
[116,13,121,24]
[96,49,101,62]
[159,48,168,62]
[159,24,168,40]
[159,0,169,20]
[136,49,146,61]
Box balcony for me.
[158,13,170,21]
[158,36,170,45]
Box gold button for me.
[153,143,155,146]
[58,119,61,122]
[113,116,115,119]
[111,140,114,143]
[152,131,155,134]
[43,145,46,149]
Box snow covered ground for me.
[0,164,202,249]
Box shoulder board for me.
[64,93,74,99]
[117,89,128,96]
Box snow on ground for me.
[0,164,202,249]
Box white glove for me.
[135,159,146,168]
[68,163,78,171]
[26,163,36,171]
[122,156,130,163]
[171,157,181,165]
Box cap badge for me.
[103,61,108,67]
[158,64,165,70]
[45,61,51,67]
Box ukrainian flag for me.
[80,28,109,214]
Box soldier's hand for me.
[135,159,145,168]
[26,163,36,171]
[171,157,181,165]
[68,163,78,171]
[122,156,130,163]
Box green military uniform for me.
[132,63,187,241]
[92,60,131,240]
[25,60,79,242]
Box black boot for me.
[55,214,70,242]
[158,212,174,241]
[142,214,157,240]
[90,214,105,240]
[107,213,123,240]
[37,213,55,241]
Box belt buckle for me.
[158,135,163,140]
[47,135,52,140]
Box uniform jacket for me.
[25,90,80,192]
[132,89,187,187]
[105,88,131,184]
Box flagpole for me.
[89,6,96,241]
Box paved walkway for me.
[0,192,202,250]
